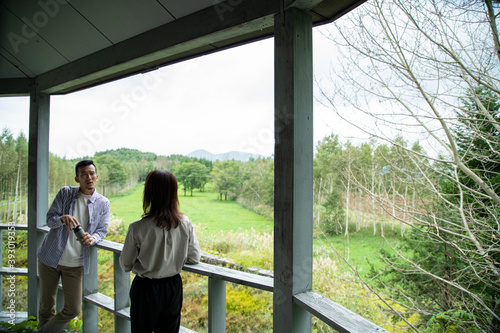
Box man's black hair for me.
[75,160,97,176]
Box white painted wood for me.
[208,277,226,333]
[294,291,389,333]
[27,90,50,318]
[273,6,314,333]
[184,262,273,292]
[84,292,115,312]
[0,268,28,275]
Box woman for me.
[120,169,201,333]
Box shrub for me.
[0,316,37,333]
[200,284,272,333]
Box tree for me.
[13,132,27,221]
[93,155,127,195]
[316,0,500,330]
[175,162,210,196]
[314,134,345,235]
[239,157,274,207]
[455,86,500,211]
[211,160,242,200]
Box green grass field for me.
[108,183,273,234]
[108,182,400,279]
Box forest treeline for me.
[1,125,429,237]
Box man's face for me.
[75,165,98,195]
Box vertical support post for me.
[27,89,50,317]
[82,246,98,333]
[114,252,130,333]
[273,6,313,333]
[208,277,226,333]
[56,287,64,312]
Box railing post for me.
[274,6,314,333]
[82,246,98,333]
[27,89,50,318]
[208,276,226,333]
[114,252,130,333]
[56,286,64,313]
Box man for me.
[37,160,110,333]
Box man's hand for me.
[81,232,96,247]
[61,215,79,231]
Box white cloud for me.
[1,27,346,159]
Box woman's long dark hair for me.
[142,169,183,230]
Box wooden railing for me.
[0,224,387,333]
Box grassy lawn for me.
[107,183,144,223]
[313,226,402,278]
[108,183,402,277]
[108,183,273,235]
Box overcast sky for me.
[1,26,363,159]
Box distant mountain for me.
[187,149,266,162]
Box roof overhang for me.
[0,0,365,96]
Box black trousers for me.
[130,274,183,333]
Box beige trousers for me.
[38,261,83,333]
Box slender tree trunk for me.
[411,189,415,225]
[7,183,11,222]
[485,0,500,63]
[357,190,362,231]
[379,182,384,238]
[392,173,396,230]
[13,161,20,223]
[316,177,323,227]
[372,165,377,236]
[402,183,408,237]
[344,173,350,237]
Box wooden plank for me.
[116,307,130,319]
[208,277,226,333]
[0,267,28,276]
[273,6,314,333]
[96,239,123,253]
[27,90,50,318]
[183,262,273,292]
[180,326,198,333]
[36,0,279,95]
[37,226,50,233]
[0,224,28,230]
[84,292,115,313]
[83,247,99,332]
[0,311,28,324]
[114,251,131,333]
[293,291,389,333]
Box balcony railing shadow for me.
[0,224,388,333]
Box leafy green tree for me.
[0,129,18,221]
[455,86,500,211]
[239,158,274,207]
[13,132,28,219]
[175,162,210,196]
[321,189,345,235]
[93,155,127,195]
[211,160,242,200]
[453,86,500,330]
[314,134,345,234]
[95,148,158,182]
